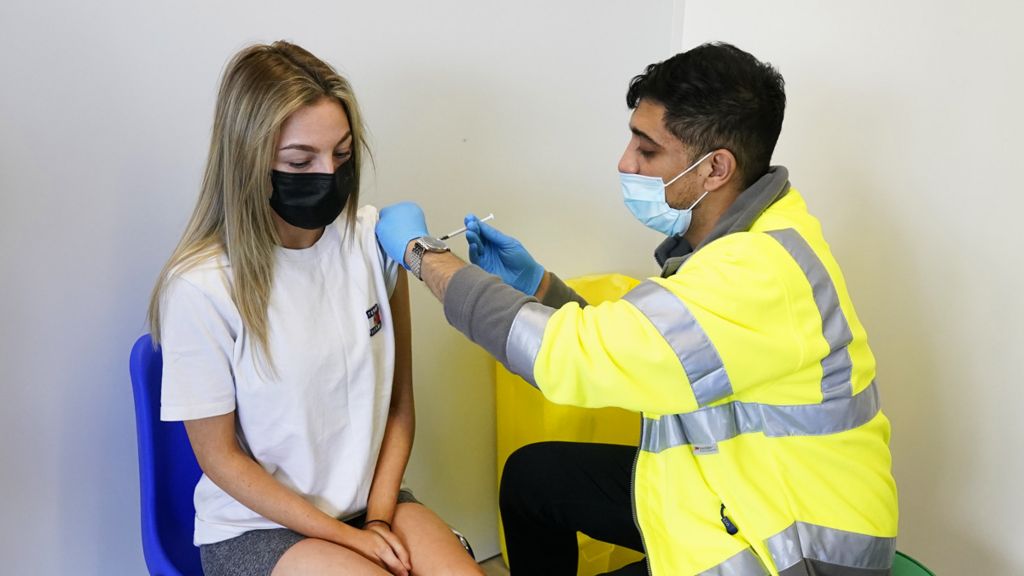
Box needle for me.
[440,213,495,241]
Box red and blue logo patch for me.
[367,303,383,336]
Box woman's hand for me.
[348,524,412,576]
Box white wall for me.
[0,1,675,573]
[6,1,1008,573]
[680,1,1024,573]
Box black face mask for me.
[269,160,355,230]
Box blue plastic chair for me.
[130,334,204,576]
[129,336,477,573]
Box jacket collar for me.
[657,166,791,277]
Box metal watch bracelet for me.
[408,236,449,280]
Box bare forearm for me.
[203,450,358,545]
[367,270,415,523]
[367,401,414,522]
[534,270,552,301]
[405,242,468,303]
[185,414,359,547]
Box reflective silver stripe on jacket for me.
[766,229,854,401]
[766,521,895,572]
[641,382,880,453]
[697,548,769,575]
[623,281,733,406]
[505,302,556,388]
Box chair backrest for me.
[130,334,204,576]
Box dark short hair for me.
[626,42,786,188]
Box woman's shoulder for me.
[348,204,383,249]
[353,204,380,228]
[158,249,240,337]
[347,204,399,290]
[166,249,233,303]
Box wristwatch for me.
[408,236,449,280]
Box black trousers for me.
[499,441,648,576]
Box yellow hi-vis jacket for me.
[504,188,898,575]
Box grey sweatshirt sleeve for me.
[540,272,589,308]
[443,265,538,367]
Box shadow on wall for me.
[52,170,186,573]
[793,80,1008,572]
[57,316,150,573]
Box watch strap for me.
[408,236,449,280]
[409,241,427,280]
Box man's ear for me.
[703,149,738,192]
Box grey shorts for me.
[200,489,419,576]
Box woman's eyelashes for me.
[281,150,351,171]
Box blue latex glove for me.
[464,213,544,295]
[376,202,430,270]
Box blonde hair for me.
[148,40,370,361]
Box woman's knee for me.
[391,503,484,575]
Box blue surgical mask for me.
[621,150,714,236]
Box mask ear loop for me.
[685,189,711,210]
[664,150,716,187]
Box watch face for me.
[419,236,448,252]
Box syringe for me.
[439,213,495,241]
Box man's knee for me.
[500,442,565,512]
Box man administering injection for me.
[376,42,898,576]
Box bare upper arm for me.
[388,268,414,410]
[183,411,243,472]
[389,268,410,336]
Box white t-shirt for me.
[159,205,400,545]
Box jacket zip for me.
[718,498,773,573]
[633,431,767,575]
[720,503,739,535]
[630,421,654,576]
